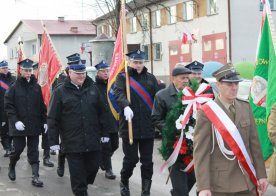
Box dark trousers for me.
[100,133,119,169]
[170,166,196,196]
[0,123,12,150]
[10,135,39,165]
[58,148,66,162]
[66,151,100,194]
[41,131,51,159]
[121,138,154,180]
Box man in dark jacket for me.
[48,53,110,196]
[4,58,46,187]
[50,67,69,177]
[95,60,119,180]
[114,50,159,196]
[152,67,197,196]
[32,62,54,168]
[186,60,214,95]
[0,60,15,157]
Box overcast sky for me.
[0,0,100,59]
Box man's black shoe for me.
[120,180,130,196]
[32,176,43,187]
[3,150,11,157]
[43,158,54,167]
[105,169,116,180]
[57,166,64,177]
[8,165,16,181]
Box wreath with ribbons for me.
[159,80,213,172]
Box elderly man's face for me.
[0,67,9,75]
[172,74,190,90]
[217,81,239,103]
[97,68,109,81]
[189,71,202,84]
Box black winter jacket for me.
[4,76,47,136]
[0,72,16,123]
[47,77,110,153]
[95,76,119,134]
[114,66,158,139]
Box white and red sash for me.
[201,100,258,188]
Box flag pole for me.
[121,0,133,145]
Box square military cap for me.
[0,60,8,68]
[186,60,204,72]
[172,67,192,76]
[212,63,243,82]
[18,58,34,69]
[66,53,81,65]
[95,60,109,70]
[126,49,145,61]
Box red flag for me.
[38,31,61,108]
[182,33,188,44]
[107,24,125,120]
[182,32,197,44]
[17,45,24,76]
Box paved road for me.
[0,139,275,196]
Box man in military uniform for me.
[114,50,159,196]
[0,60,15,157]
[193,63,268,196]
[32,62,54,167]
[4,58,46,187]
[186,60,214,95]
[48,53,111,196]
[95,60,119,180]
[152,67,194,196]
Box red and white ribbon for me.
[202,100,258,187]
[182,83,213,120]
[160,83,213,174]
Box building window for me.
[98,26,102,34]
[108,25,112,37]
[32,44,36,55]
[207,0,218,15]
[169,6,176,24]
[181,44,190,54]
[170,46,178,56]
[130,17,137,33]
[184,1,194,20]
[260,0,276,11]
[142,13,149,31]
[204,40,212,52]
[154,43,162,60]
[10,48,14,59]
[142,45,149,61]
[154,10,161,27]
[215,39,224,50]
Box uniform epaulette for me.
[237,97,249,103]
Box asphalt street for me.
[0,139,275,196]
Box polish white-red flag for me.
[181,32,197,44]
[38,31,61,108]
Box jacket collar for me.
[64,76,93,90]
[128,66,148,76]
[96,76,107,85]
[168,83,178,96]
